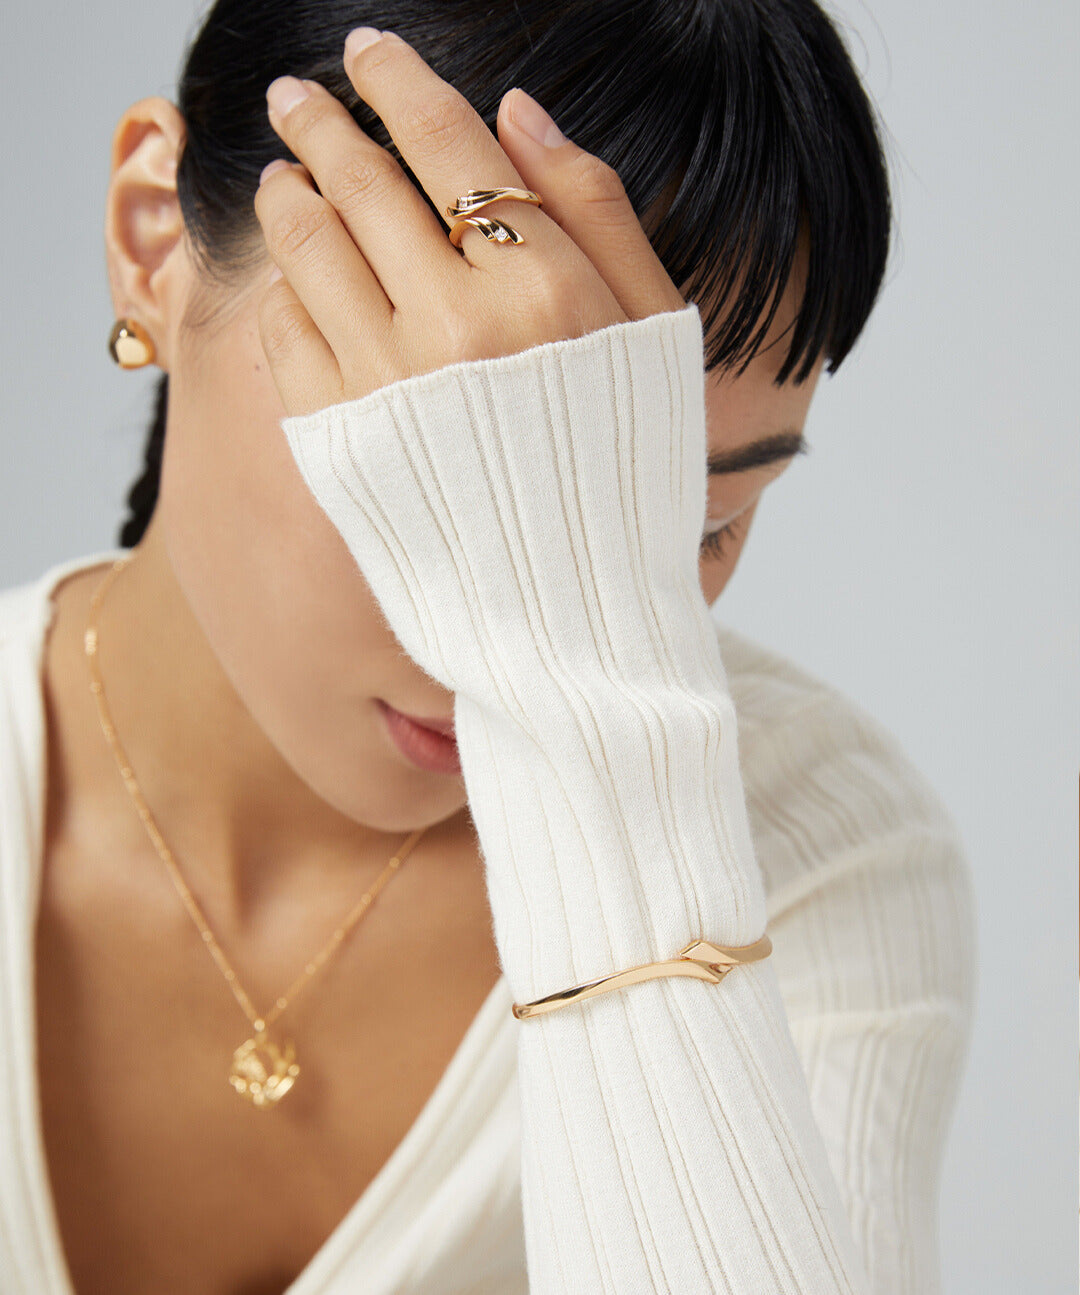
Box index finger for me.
[344,29,554,260]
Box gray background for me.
[2,1,1076,1290]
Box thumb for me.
[496,88,685,320]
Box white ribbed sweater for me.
[0,305,977,1294]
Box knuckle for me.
[324,152,394,214]
[546,278,583,324]
[514,258,577,318]
[436,308,477,361]
[568,153,628,208]
[514,257,605,337]
[258,296,311,360]
[399,90,472,153]
[267,202,336,261]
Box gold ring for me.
[445,186,542,219]
[446,187,542,249]
[448,215,525,248]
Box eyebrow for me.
[707,431,810,476]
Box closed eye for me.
[699,512,749,561]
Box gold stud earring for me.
[108,318,157,369]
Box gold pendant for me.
[229,1030,300,1108]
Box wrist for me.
[279,304,708,704]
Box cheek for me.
[698,559,727,607]
[698,552,737,607]
[156,320,433,807]
[696,501,759,606]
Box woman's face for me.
[151,257,822,831]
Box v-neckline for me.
[3,548,516,1295]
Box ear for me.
[104,96,188,372]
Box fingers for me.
[343,29,553,265]
[254,154,395,383]
[255,264,343,418]
[496,88,687,321]
[264,72,462,302]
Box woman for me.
[0,2,976,1293]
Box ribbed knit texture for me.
[275,304,976,1293]
[0,310,977,1293]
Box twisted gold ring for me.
[446,186,542,249]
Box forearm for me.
[282,304,871,1291]
[456,683,869,1291]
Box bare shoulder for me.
[0,555,127,893]
[41,561,113,689]
[0,555,117,663]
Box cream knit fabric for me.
[278,303,977,1292]
[0,305,977,1293]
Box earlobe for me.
[104,97,189,371]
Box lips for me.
[377,699,461,776]
[396,711,455,738]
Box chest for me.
[33,830,503,1295]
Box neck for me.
[75,517,453,918]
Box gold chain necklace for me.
[83,554,428,1108]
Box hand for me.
[253,27,687,417]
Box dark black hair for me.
[118,0,892,548]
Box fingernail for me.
[266,76,309,118]
[268,264,282,284]
[510,88,566,148]
[344,26,382,63]
[259,159,291,185]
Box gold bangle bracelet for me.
[511,934,772,1021]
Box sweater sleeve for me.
[281,304,874,1292]
[730,678,978,1294]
